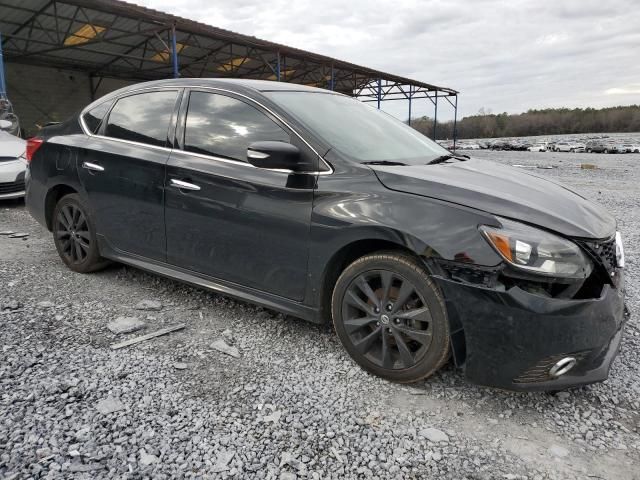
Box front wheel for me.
[331,252,450,383]
[52,194,109,273]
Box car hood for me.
[371,157,616,239]
[0,131,26,158]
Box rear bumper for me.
[435,272,626,391]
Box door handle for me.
[169,179,201,191]
[82,161,104,172]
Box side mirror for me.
[0,119,12,131]
[247,141,301,171]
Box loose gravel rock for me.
[106,316,146,334]
[1,151,639,479]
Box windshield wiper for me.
[427,154,469,165]
[361,160,408,166]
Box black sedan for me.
[25,79,627,391]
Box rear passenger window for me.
[83,101,111,134]
[105,91,178,147]
[183,91,289,162]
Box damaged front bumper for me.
[433,270,626,391]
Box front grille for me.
[584,237,617,275]
[513,350,591,384]
[0,180,25,195]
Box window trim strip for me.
[79,85,333,176]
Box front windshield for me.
[264,91,450,165]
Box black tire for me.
[52,194,109,273]
[331,252,450,383]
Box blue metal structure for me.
[0,0,458,142]
[171,23,179,79]
[0,32,6,98]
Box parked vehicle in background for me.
[569,143,586,153]
[586,140,607,153]
[553,142,573,152]
[528,143,547,152]
[25,78,627,391]
[629,144,640,153]
[619,144,635,153]
[457,143,481,150]
[605,144,624,154]
[0,120,27,199]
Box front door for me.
[164,90,315,301]
[77,89,180,261]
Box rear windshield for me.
[264,91,449,165]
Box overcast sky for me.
[139,0,640,120]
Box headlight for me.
[615,231,624,268]
[480,218,593,279]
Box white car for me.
[619,144,638,153]
[569,143,586,153]
[0,120,27,200]
[528,143,547,152]
[553,142,572,152]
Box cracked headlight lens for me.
[480,218,593,279]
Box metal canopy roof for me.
[1,0,457,95]
[0,0,458,140]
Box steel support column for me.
[377,78,382,109]
[276,50,281,81]
[0,32,6,97]
[408,85,413,125]
[330,63,334,90]
[453,95,458,150]
[171,23,179,78]
[433,94,438,140]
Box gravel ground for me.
[1,151,639,479]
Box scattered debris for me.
[110,324,185,350]
[68,463,105,473]
[263,409,282,423]
[107,316,146,335]
[139,449,159,466]
[173,362,188,370]
[581,163,597,170]
[0,230,16,235]
[221,328,236,345]
[419,427,449,443]
[330,447,344,463]
[36,300,55,308]
[511,164,536,168]
[211,338,241,358]
[211,450,235,473]
[96,396,125,415]
[2,300,22,311]
[548,444,569,458]
[280,451,306,471]
[134,299,163,311]
[8,232,29,238]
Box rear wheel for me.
[52,194,109,273]
[331,252,450,383]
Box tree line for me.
[409,105,640,140]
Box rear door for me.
[78,89,180,261]
[164,89,316,301]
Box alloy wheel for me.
[341,269,433,370]
[55,203,90,264]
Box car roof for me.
[115,78,335,95]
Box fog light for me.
[549,357,576,378]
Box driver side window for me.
[183,91,290,162]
